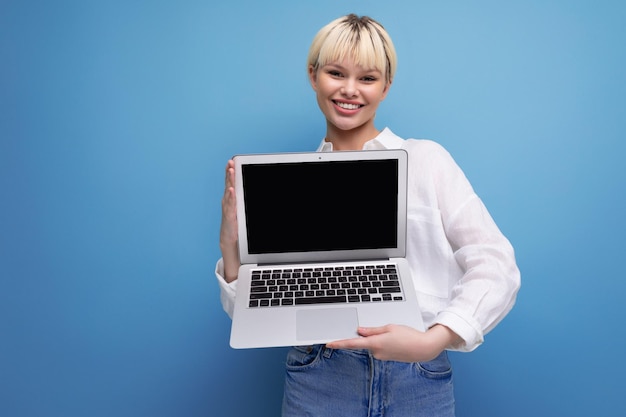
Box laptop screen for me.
[241,159,399,254]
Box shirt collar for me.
[316,127,404,152]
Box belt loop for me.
[323,346,334,358]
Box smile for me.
[334,101,363,110]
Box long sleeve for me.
[403,138,520,352]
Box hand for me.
[219,160,240,282]
[325,324,461,363]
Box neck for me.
[325,121,381,151]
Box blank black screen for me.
[241,159,399,254]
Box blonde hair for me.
[307,14,397,83]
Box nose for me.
[341,79,359,98]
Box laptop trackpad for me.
[296,308,359,342]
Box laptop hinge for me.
[256,258,393,267]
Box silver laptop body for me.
[229,149,424,349]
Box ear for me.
[308,65,318,91]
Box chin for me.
[327,116,368,131]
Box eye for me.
[361,75,378,83]
[327,70,343,78]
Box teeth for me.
[336,102,361,110]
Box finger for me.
[225,160,235,188]
[223,195,238,228]
[222,186,236,210]
[225,168,234,189]
[224,176,236,202]
[326,336,370,350]
[357,325,391,337]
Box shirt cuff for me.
[215,258,237,319]
[434,310,484,352]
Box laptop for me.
[229,149,425,349]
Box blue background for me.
[2,1,625,416]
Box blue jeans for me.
[282,345,455,417]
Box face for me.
[309,58,390,136]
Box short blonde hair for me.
[307,14,397,83]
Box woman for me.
[216,14,520,416]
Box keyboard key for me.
[379,287,401,294]
[295,296,347,305]
[250,292,272,299]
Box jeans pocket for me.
[415,351,453,380]
[285,345,323,370]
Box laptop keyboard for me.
[248,264,405,308]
